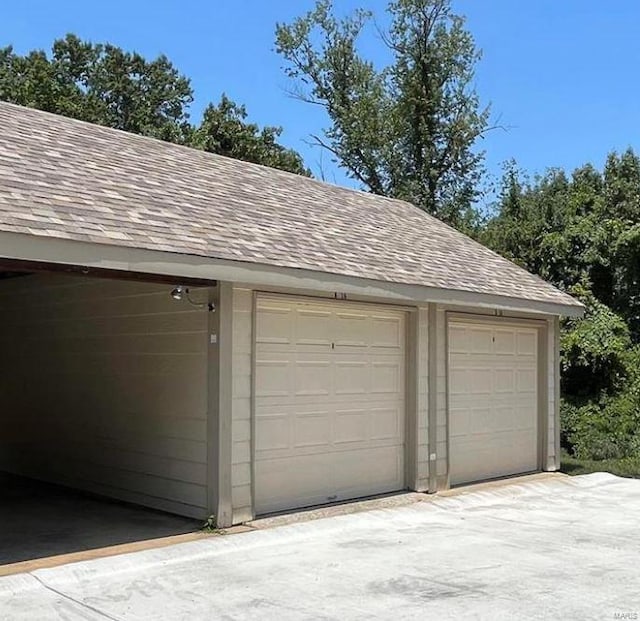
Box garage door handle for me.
[327,495,337,501]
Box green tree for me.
[482,151,640,340]
[560,288,640,461]
[0,34,308,174]
[275,0,491,228]
[615,224,640,337]
[192,95,309,175]
[0,34,193,142]
[561,286,632,400]
[482,152,640,461]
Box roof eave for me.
[0,230,584,318]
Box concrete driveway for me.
[1,473,639,620]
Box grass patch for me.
[201,514,224,534]
[561,452,640,478]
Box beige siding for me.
[0,273,210,518]
[221,285,560,520]
[435,306,449,487]
[415,306,429,490]
[545,317,560,469]
[230,287,253,523]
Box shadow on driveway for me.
[0,472,200,565]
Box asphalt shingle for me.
[0,102,581,310]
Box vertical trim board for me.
[215,282,234,527]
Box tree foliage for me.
[1,29,638,463]
[0,34,308,175]
[0,34,193,142]
[481,151,640,338]
[275,0,490,228]
[192,95,308,174]
[482,151,640,461]
[560,286,632,399]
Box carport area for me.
[0,264,215,566]
[0,473,199,566]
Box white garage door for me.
[448,320,539,486]
[254,296,406,515]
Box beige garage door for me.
[448,320,539,486]
[254,296,406,515]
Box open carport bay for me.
[0,472,199,567]
[0,270,213,563]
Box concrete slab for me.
[248,472,564,530]
[0,532,213,578]
[0,473,200,567]
[2,473,640,620]
[249,491,428,529]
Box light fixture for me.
[170,286,215,312]
[171,285,187,301]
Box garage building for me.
[0,102,583,527]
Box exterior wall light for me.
[170,286,215,312]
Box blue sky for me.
[2,1,639,203]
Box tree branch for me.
[306,133,386,194]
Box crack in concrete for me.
[30,573,125,621]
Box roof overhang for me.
[0,231,585,318]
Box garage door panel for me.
[452,431,537,483]
[471,368,493,393]
[469,408,496,434]
[517,331,537,355]
[449,368,471,395]
[334,361,369,395]
[371,362,403,394]
[493,329,516,354]
[469,327,493,353]
[448,325,469,353]
[256,454,332,514]
[334,409,370,444]
[255,358,291,398]
[370,315,404,349]
[256,304,293,344]
[451,406,498,437]
[332,446,403,495]
[255,297,406,514]
[256,408,334,454]
[450,365,493,395]
[517,368,537,392]
[449,321,538,486]
[294,413,332,449]
[296,308,332,346]
[334,311,369,347]
[514,405,537,427]
[371,407,403,441]
[449,407,471,438]
[255,415,290,453]
[493,405,517,431]
[295,360,331,396]
[494,368,516,392]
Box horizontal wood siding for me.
[231,287,253,523]
[416,306,429,490]
[547,317,560,469]
[435,306,449,487]
[0,273,210,518]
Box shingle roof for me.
[0,102,580,311]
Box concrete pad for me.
[249,491,428,529]
[2,473,640,620]
[0,473,200,568]
[0,532,213,578]
[249,472,563,529]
